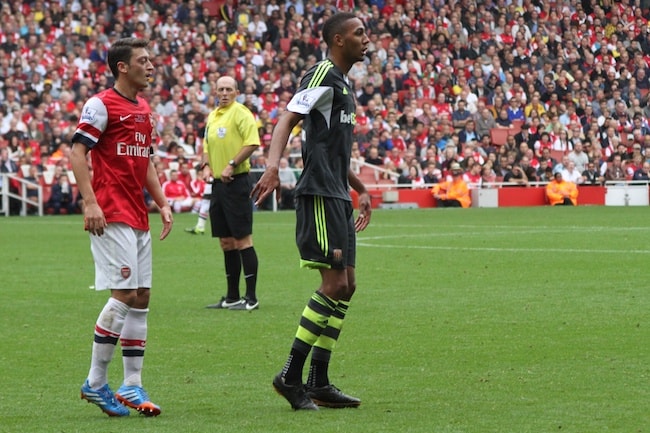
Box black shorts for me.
[209,173,253,239]
[295,195,355,270]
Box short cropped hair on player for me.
[322,12,357,46]
[107,38,150,78]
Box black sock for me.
[307,357,330,388]
[307,300,349,387]
[283,348,308,385]
[240,246,258,302]
[282,292,337,385]
[223,249,241,300]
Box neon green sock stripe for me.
[313,300,349,351]
[295,292,336,346]
[313,335,336,351]
[296,327,320,345]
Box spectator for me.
[503,164,529,187]
[519,155,539,183]
[383,147,404,168]
[480,164,497,187]
[626,153,645,180]
[382,67,404,96]
[357,82,378,107]
[23,164,41,215]
[553,154,571,175]
[451,99,472,130]
[406,165,425,189]
[473,105,497,138]
[552,129,573,153]
[364,146,383,166]
[463,162,482,187]
[494,107,513,128]
[185,164,212,235]
[605,154,627,183]
[546,172,578,206]
[162,169,196,213]
[514,123,537,149]
[423,163,441,184]
[633,161,650,183]
[278,157,297,209]
[431,162,471,208]
[458,118,480,147]
[177,161,194,190]
[396,166,411,185]
[506,98,525,123]
[561,161,584,185]
[539,165,554,183]
[533,132,553,159]
[0,146,18,181]
[47,173,77,215]
[0,146,20,214]
[568,141,589,174]
[582,161,604,186]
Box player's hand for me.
[354,192,372,232]
[84,202,107,236]
[251,167,280,207]
[159,205,173,240]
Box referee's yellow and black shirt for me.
[204,101,260,175]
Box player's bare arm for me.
[251,110,303,206]
[70,142,106,236]
[145,161,173,240]
[348,168,371,232]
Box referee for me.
[201,76,261,311]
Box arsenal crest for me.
[121,266,131,279]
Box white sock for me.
[120,308,149,387]
[197,215,206,230]
[197,199,209,230]
[88,298,130,389]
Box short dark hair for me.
[107,38,150,78]
[322,12,358,46]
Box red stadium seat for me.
[279,38,291,55]
[489,128,510,147]
[202,0,224,17]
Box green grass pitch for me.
[0,206,649,432]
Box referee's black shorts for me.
[210,173,254,239]
[295,195,356,270]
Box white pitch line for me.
[356,242,650,255]
[357,242,650,254]
[366,224,649,232]
[359,225,650,241]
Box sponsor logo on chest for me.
[117,141,150,157]
[339,110,356,125]
[116,132,150,157]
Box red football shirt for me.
[73,88,154,231]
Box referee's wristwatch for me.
[228,159,237,167]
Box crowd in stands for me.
[1,0,650,214]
